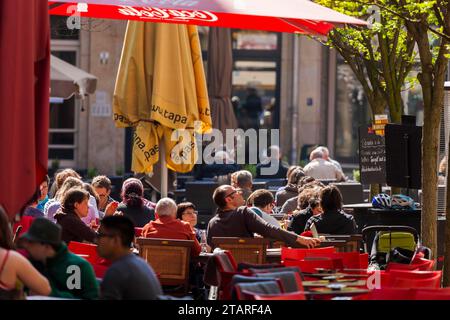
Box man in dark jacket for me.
[20,218,99,299]
[206,185,321,249]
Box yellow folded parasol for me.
[113,21,212,175]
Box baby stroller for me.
[362,225,431,270]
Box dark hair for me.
[213,185,231,208]
[91,175,112,191]
[83,183,99,208]
[61,188,90,214]
[309,197,321,210]
[26,187,42,207]
[122,181,143,208]
[320,185,343,212]
[176,202,196,220]
[286,166,301,180]
[288,168,305,185]
[0,207,14,250]
[100,215,135,247]
[42,175,50,186]
[249,189,274,208]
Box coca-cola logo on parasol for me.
[117,5,219,22]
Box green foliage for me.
[352,169,361,182]
[87,167,98,179]
[243,164,257,177]
[51,158,60,171]
[115,167,124,176]
[315,0,417,123]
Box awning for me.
[50,54,97,99]
[48,0,368,35]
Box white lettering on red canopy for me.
[117,5,218,22]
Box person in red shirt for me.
[142,198,201,257]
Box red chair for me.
[284,257,342,273]
[306,252,369,270]
[254,270,304,292]
[134,227,143,237]
[68,241,99,265]
[13,216,34,240]
[386,258,435,272]
[92,258,113,279]
[413,288,450,300]
[353,288,415,300]
[235,280,282,300]
[384,270,442,289]
[214,250,248,300]
[281,246,336,261]
[254,291,306,300]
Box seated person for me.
[91,175,117,217]
[45,177,96,226]
[97,216,163,300]
[116,180,155,227]
[206,185,321,249]
[247,189,280,228]
[279,178,322,215]
[54,188,97,244]
[256,145,289,179]
[288,190,322,235]
[0,209,51,300]
[176,202,201,242]
[275,168,305,207]
[37,175,50,213]
[304,185,357,235]
[142,198,201,257]
[303,149,345,182]
[23,188,45,219]
[231,170,253,202]
[193,151,240,180]
[20,218,99,299]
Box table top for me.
[303,279,367,287]
[306,286,369,296]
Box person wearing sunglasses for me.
[207,185,322,249]
[96,216,163,300]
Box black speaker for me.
[385,124,422,189]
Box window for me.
[49,15,81,168]
[334,55,370,163]
[50,15,80,40]
[197,27,282,130]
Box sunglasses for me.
[225,188,243,198]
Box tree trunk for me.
[421,99,441,260]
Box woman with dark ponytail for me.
[54,188,97,243]
[116,180,155,227]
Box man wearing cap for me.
[19,218,99,299]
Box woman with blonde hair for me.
[45,177,97,227]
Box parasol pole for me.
[160,136,168,198]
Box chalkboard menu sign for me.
[359,126,386,184]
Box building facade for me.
[50,17,370,175]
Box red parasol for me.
[48,0,367,35]
[0,0,50,219]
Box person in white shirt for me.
[318,146,344,173]
[303,149,345,182]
